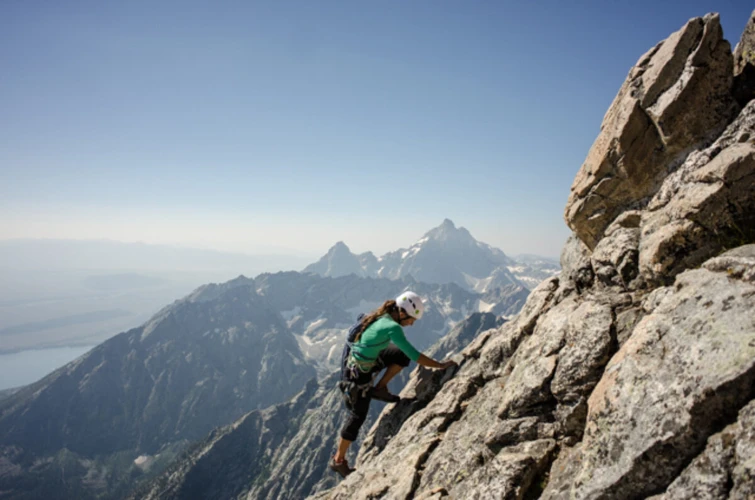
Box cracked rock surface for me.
[565,13,738,250]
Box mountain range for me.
[0,264,527,498]
[303,219,560,292]
[0,222,552,499]
[0,281,317,499]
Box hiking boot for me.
[329,457,355,479]
[369,386,400,403]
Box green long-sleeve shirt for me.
[350,315,421,364]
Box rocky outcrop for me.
[543,247,755,499]
[565,14,739,250]
[639,102,755,285]
[315,13,755,500]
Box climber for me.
[330,291,457,478]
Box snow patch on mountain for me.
[477,299,496,313]
[304,318,328,336]
[280,306,302,321]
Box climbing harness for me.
[338,378,373,407]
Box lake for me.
[0,345,94,391]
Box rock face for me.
[639,103,755,285]
[0,270,524,499]
[649,399,755,500]
[544,248,755,499]
[565,14,739,250]
[316,13,755,500]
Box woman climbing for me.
[330,291,457,478]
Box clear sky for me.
[1,1,752,259]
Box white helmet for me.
[396,291,425,320]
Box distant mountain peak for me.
[303,241,364,278]
[332,241,349,251]
[424,219,473,243]
[433,219,460,235]
[327,241,352,256]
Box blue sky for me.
[1,1,752,258]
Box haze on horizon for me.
[1,1,751,259]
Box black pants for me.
[339,345,410,441]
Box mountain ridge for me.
[304,219,559,292]
[0,278,318,499]
[0,269,527,498]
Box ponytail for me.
[353,299,401,343]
